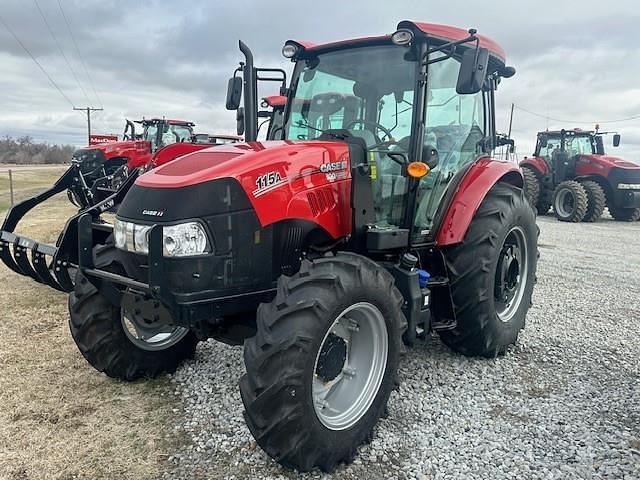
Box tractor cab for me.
[259,95,287,140]
[230,22,516,243]
[135,118,195,152]
[534,128,621,185]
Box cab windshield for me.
[284,43,487,237]
[143,123,193,150]
[285,45,418,226]
[565,135,595,156]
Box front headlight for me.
[618,183,640,190]
[113,219,210,257]
[162,222,208,257]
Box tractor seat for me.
[345,129,377,149]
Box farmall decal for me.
[320,160,348,182]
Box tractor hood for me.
[578,154,640,170]
[136,140,352,190]
[126,140,354,239]
[79,139,150,155]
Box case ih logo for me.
[142,209,165,217]
[320,160,347,173]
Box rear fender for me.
[436,157,523,246]
[520,156,548,176]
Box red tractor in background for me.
[520,128,640,222]
[68,117,242,208]
[27,21,538,472]
[0,97,284,292]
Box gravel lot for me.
[164,214,640,480]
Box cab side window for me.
[413,55,485,236]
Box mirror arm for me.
[423,31,478,64]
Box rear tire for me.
[438,182,538,357]
[521,166,540,208]
[68,244,198,380]
[240,253,405,472]
[553,180,588,222]
[580,180,606,222]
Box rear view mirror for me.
[422,144,439,169]
[456,47,489,95]
[226,77,242,110]
[236,107,245,136]
[613,134,621,147]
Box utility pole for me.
[74,106,103,144]
[506,103,515,161]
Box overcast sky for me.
[1,0,639,161]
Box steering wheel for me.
[344,119,394,144]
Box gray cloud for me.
[0,0,639,162]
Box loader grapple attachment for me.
[0,167,140,292]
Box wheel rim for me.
[494,226,529,323]
[312,302,388,431]
[555,188,575,218]
[121,308,189,351]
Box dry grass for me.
[0,166,69,212]
[0,169,180,480]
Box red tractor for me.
[520,128,640,222]
[67,117,242,208]
[6,22,538,471]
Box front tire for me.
[609,205,640,221]
[438,182,538,357]
[580,180,606,222]
[240,253,405,472]
[553,180,588,222]
[68,244,198,380]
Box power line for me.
[0,13,75,108]
[56,0,103,108]
[514,104,640,125]
[33,0,91,106]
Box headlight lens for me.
[113,219,210,257]
[162,222,208,257]
[134,224,152,254]
[618,183,640,190]
[114,218,127,249]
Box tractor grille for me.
[307,188,336,216]
[609,166,640,187]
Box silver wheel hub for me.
[121,308,189,351]
[555,188,574,217]
[494,226,529,323]
[312,302,388,431]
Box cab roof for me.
[135,118,195,126]
[288,20,506,64]
[539,128,596,137]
